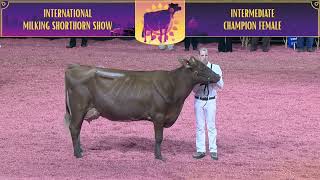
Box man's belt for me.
[195,96,216,101]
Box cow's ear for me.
[178,58,192,68]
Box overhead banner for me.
[185,2,319,36]
[0,1,319,38]
[0,1,135,37]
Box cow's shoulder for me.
[151,71,175,104]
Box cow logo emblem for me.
[135,0,185,45]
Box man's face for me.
[199,50,208,65]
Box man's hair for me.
[199,48,208,54]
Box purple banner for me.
[1,2,135,37]
[1,2,319,37]
[186,3,319,36]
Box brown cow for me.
[64,56,220,160]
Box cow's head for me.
[179,56,220,85]
[168,3,181,14]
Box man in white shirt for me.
[192,48,224,160]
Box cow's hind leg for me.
[68,92,89,158]
[65,110,84,156]
[69,111,85,158]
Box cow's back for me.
[144,10,171,30]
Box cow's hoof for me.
[74,152,83,158]
[155,155,164,160]
[75,154,83,158]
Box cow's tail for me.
[64,76,71,131]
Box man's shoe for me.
[192,152,205,159]
[168,45,174,51]
[66,45,76,48]
[81,43,87,47]
[307,48,315,52]
[250,48,257,52]
[297,48,304,52]
[210,152,218,160]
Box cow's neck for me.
[171,67,194,101]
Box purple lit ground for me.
[0,38,319,179]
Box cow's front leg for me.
[151,30,155,40]
[78,136,83,153]
[164,28,168,42]
[159,29,163,43]
[153,123,164,160]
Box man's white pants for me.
[194,98,217,153]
